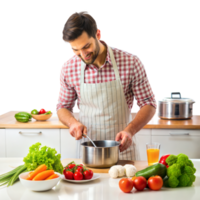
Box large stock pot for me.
[158,92,195,119]
[81,140,120,168]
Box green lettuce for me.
[23,142,63,174]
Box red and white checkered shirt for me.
[57,41,156,112]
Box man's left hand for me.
[115,131,132,152]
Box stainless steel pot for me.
[158,92,195,119]
[81,140,120,168]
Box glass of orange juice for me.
[146,143,160,166]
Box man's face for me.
[69,31,100,65]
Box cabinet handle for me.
[169,132,190,136]
[19,131,42,135]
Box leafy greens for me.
[23,142,63,174]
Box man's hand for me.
[69,121,87,140]
[115,131,132,152]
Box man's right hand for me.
[69,121,87,140]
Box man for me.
[57,12,156,160]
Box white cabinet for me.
[0,129,6,157]
[60,129,78,160]
[152,129,200,159]
[6,129,60,157]
[135,129,151,160]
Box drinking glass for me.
[146,143,160,166]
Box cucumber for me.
[15,119,29,123]
[135,163,167,179]
[16,112,32,119]
[15,112,31,123]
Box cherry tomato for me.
[148,176,163,190]
[119,178,134,193]
[39,109,46,114]
[68,164,76,169]
[75,167,83,174]
[64,170,74,180]
[83,169,93,180]
[133,176,147,191]
[74,171,83,180]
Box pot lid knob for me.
[169,91,183,99]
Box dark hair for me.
[63,12,97,42]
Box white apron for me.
[77,46,140,161]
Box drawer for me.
[152,129,200,158]
[152,129,200,136]
[0,129,6,157]
[6,129,60,157]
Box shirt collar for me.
[100,40,112,66]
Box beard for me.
[79,39,100,65]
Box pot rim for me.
[81,140,120,148]
[159,92,195,103]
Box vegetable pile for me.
[118,153,197,193]
[14,109,52,123]
[63,161,93,180]
[31,109,52,115]
[0,142,63,186]
[163,154,196,188]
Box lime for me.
[31,109,38,115]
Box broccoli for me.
[163,154,196,188]
[167,163,182,177]
[164,176,179,188]
[166,154,177,166]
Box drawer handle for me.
[170,133,190,136]
[19,131,42,135]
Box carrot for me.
[26,164,47,180]
[32,170,54,181]
[45,173,59,180]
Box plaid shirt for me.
[57,41,156,112]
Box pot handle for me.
[169,91,183,99]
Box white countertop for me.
[0,158,200,200]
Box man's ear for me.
[96,29,101,40]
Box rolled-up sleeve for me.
[56,65,77,112]
[132,56,157,109]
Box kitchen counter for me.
[0,158,200,200]
[1,111,200,129]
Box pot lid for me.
[160,92,195,103]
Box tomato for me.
[74,171,83,180]
[39,109,46,114]
[148,176,163,190]
[119,178,134,193]
[83,169,93,180]
[133,176,147,191]
[68,164,76,169]
[75,167,83,174]
[64,170,74,180]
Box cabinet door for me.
[0,129,6,157]
[6,129,60,157]
[152,129,200,158]
[61,129,77,160]
[135,129,151,161]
